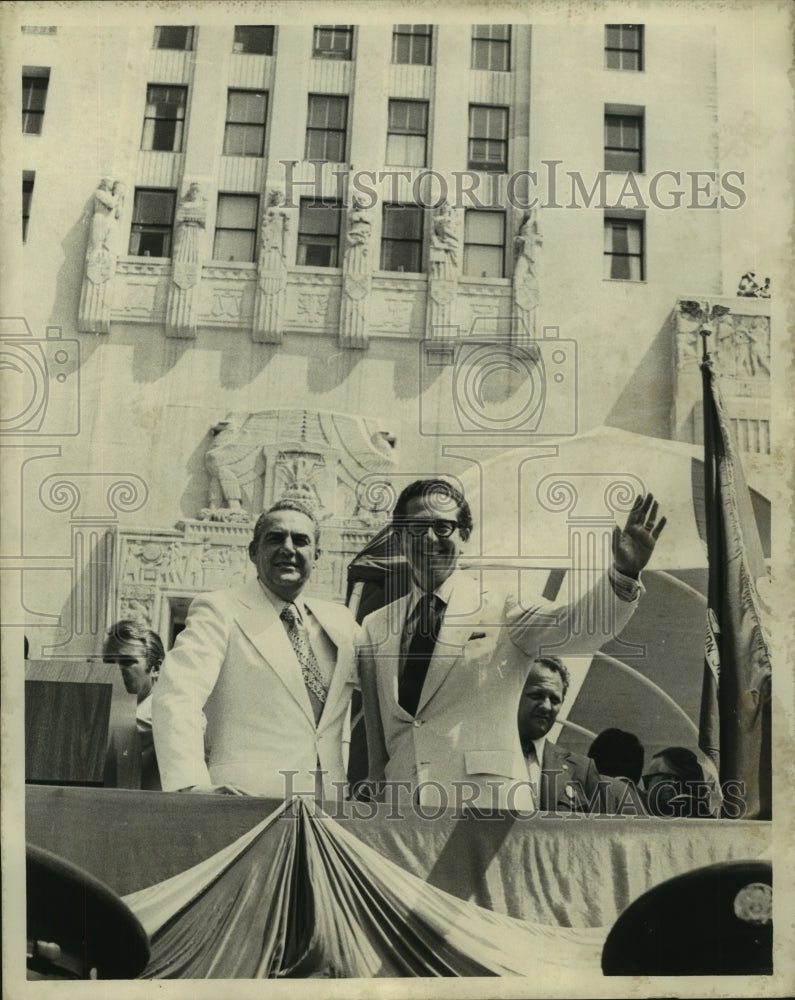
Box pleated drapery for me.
[124,797,605,979]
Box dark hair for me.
[249,499,321,561]
[104,620,165,673]
[531,656,570,697]
[391,479,473,541]
[588,728,645,784]
[653,746,704,783]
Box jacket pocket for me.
[464,750,517,778]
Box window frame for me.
[141,84,188,153]
[463,209,505,278]
[471,25,511,72]
[603,214,645,281]
[153,26,194,51]
[604,107,644,173]
[312,25,354,60]
[233,25,275,55]
[22,69,49,135]
[213,193,260,262]
[296,198,343,268]
[129,187,177,258]
[305,94,348,164]
[23,172,35,242]
[223,89,268,157]
[391,24,432,65]
[380,203,424,273]
[467,104,509,173]
[605,24,644,71]
[386,99,429,168]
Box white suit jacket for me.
[359,569,639,810]
[153,579,359,798]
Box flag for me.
[699,359,772,818]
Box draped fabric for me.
[123,797,605,978]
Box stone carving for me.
[253,189,290,344]
[426,201,460,339]
[275,451,328,515]
[78,178,126,334]
[201,415,264,521]
[340,195,374,350]
[166,181,208,339]
[512,209,543,344]
[737,271,771,298]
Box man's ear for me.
[248,542,256,562]
[459,526,471,543]
[315,545,322,560]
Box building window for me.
[468,105,508,172]
[153,26,194,50]
[233,25,274,54]
[380,205,423,272]
[129,188,176,257]
[305,95,348,163]
[386,100,428,167]
[463,210,505,277]
[214,194,259,262]
[392,25,432,65]
[297,199,342,267]
[471,25,511,71]
[604,216,644,280]
[312,25,353,60]
[23,172,34,241]
[605,24,643,71]
[22,69,49,135]
[224,90,267,156]
[604,108,644,171]
[141,85,187,152]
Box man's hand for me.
[612,493,666,579]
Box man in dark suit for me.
[517,656,616,811]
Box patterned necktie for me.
[398,593,442,717]
[280,603,327,723]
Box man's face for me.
[642,756,683,815]
[252,509,318,601]
[399,493,465,592]
[517,663,565,743]
[103,639,151,697]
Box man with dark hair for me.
[588,727,645,786]
[153,499,359,798]
[518,661,631,811]
[359,479,666,810]
[642,746,710,817]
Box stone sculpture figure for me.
[78,177,126,333]
[512,209,543,342]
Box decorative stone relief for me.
[78,178,126,334]
[426,201,460,339]
[512,208,543,345]
[672,298,771,453]
[252,189,289,344]
[165,182,208,339]
[339,195,374,349]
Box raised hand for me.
[612,493,667,579]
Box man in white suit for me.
[359,479,666,811]
[153,500,359,799]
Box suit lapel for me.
[234,581,315,724]
[541,742,574,809]
[416,575,481,713]
[304,598,348,726]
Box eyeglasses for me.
[396,518,460,539]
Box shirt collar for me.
[258,579,306,620]
[407,569,458,620]
[524,735,547,762]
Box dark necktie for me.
[280,603,327,724]
[398,593,441,716]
